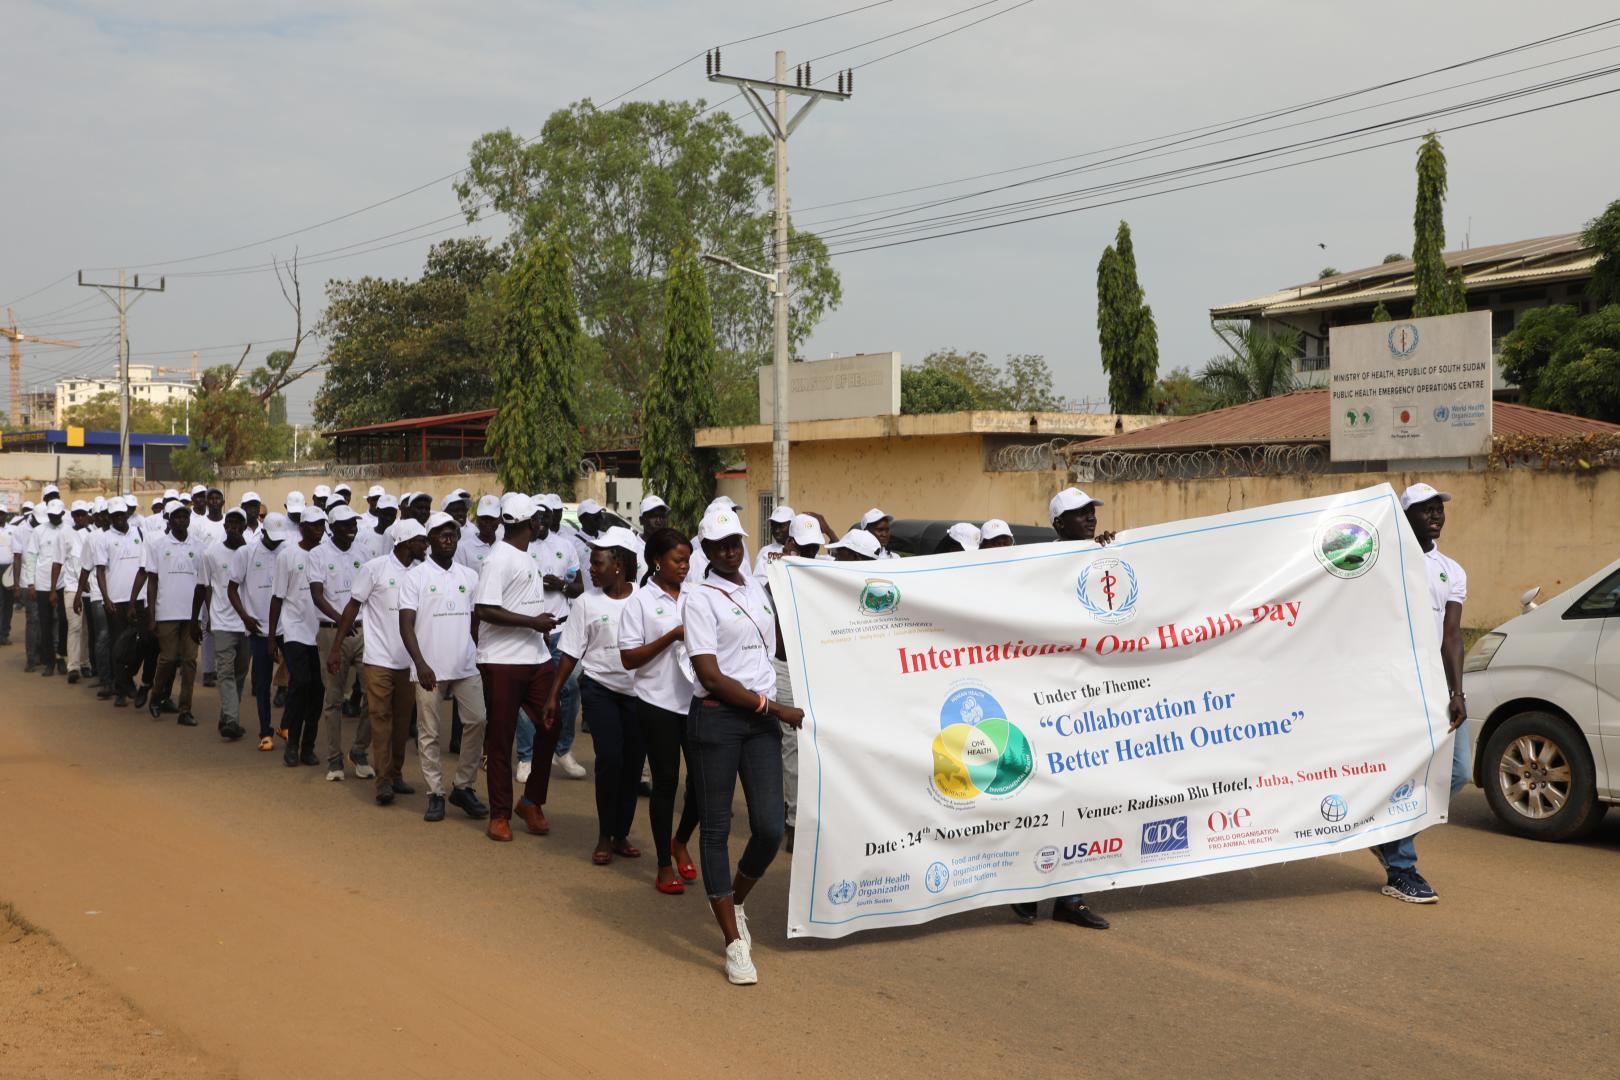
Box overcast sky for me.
[7,1,1619,426]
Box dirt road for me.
[2,664,1617,1079]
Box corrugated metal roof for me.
[1211,232,1591,318]
[1072,390,1620,453]
[327,409,495,437]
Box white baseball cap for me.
[240,491,262,505]
[788,513,823,548]
[299,506,328,525]
[162,498,185,514]
[69,499,87,513]
[577,498,603,516]
[706,496,737,513]
[43,484,61,497]
[285,490,306,510]
[46,498,66,514]
[424,511,456,532]
[587,526,640,551]
[698,510,747,542]
[224,506,248,522]
[163,488,179,499]
[191,484,208,496]
[314,484,331,499]
[539,493,565,511]
[401,491,418,505]
[334,482,352,495]
[327,504,359,524]
[1400,483,1453,510]
[981,518,1013,542]
[92,496,108,513]
[451,487,471,500]
[947,522,982,550]
[640,495,668,515]
[367,484,386,499]
[107,496,129,514]
[1049,487,1103,521]
[500,493,538,523]
[389,518,428,545]
[860,507,891,527]
[829,528,881,558]
[769,504,796,524]
[376,494,400,511]
[441,492,469,510]
[475,494,501,519]
[263,512,296,542]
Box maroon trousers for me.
[479,661,558,822]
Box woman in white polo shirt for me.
[619,527,703,895]
[684,510,803,986]
[544,526,644,866]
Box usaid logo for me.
[1141,816,1189,855]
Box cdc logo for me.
[1141,816,1189,855]
[826,880,856,905]
[1033,845,1060,874]
[1320,794,1349,822]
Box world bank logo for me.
[1313,515,1380,580]
[1076,556,1139,625]
[1320,794,1349,822]
[1387,323,1420,358]
[827,879,856,905]
[857,578,900,617]
[930,687,1033,802]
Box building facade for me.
[53,365,196,423]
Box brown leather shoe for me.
[514,799,550,836]
[486,817,513,842]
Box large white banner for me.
[771,484,1454,939]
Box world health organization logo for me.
[1076,556,1139,625]
[857,578,900,616]
[1320,794,1349,822]
[1313,515,1380,580]
[1387,323,1420,358]
[930,687,1034,802]
[826,879,856,905]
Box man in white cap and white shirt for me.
[828,528,882,561]
[28,499,70,676]
[269,506,328,767]
[474,493,563,841]
[96,497,144,705]
[355,494,398,563]
[310,503,375,781]
[516,493,586,781]
[980,519,1016,549]
[457,495,502,573]
[9,500,35,662]
[131,499,207,725]
[1008,486,1115,932]
[399,511,490,823]
[329,518,428,805]
[362,485,386,531]
[0,500,15,649]
[752,505,795,580]
[1370,483,1470,905]
[62,500,95,682]
[234,511,293,750]
[200,507,254,740]
[859,507,897,559]
[332,482,353,508]
[312,484,332,513]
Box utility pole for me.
[79,270,165,492]
[3,309,81,426]
[706,48,852,508]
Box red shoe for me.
[656,875,686,895]
[611,840,641,858]
[514,799,550,836]
[487,818,513,842]
[677,860,697,883]
[591,848,613,866]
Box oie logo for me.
[826,879,856,905]
[857,578,900,616]
[1076,556,1139,625]
[930,687,1033,803]
[1313,515,1379,579]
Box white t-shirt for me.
[80,530,106,601]
[529,532,581,618]
[349,553,415,668]
[683,574,777,698]
[473,540,551,666]
[455,530,498,575]
[400,557,479,682]
[143,532,204,623]
[30,523,67,590]
[62,528,91,593]
[191,516,226,550]
[203,541,248,633]
[617,581,693,713]
[272,543,322,647]
[308,538,367,624]
[1424,546,1467,644]
[98,526,145,603]
[558,589,634,695]
[233,537,281,630]
[353,527,390,565]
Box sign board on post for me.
[758,352,901,424]
[1329,310,1492,461]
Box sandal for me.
[655,875,685,895]
[612,840,642,858]
[591,849,613,866]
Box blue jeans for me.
[517,629,579,762]
[686,698,785,900]
[1377,723,1473,872]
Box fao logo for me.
[1320,794,1349,822]
[1141,816,1188,855]
[923,862,950,893]
[1077,556,1139,625]
[826,879,856,905]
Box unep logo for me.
[1387,323,1420,357]
[930,687,1033,802]
[1320,794,1349,822]
[1313,515,1380,579]
[1390,779,1416,802]
[1076,556,1139,625]
[857,578,900,616]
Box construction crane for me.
[4,307,81,426]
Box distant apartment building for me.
[1210,232,1597,396]
[53,364,196,423]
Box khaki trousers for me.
[318,626,370,769]
[415,674,487,797]
[363,664,414,793]
[154,620,199,710]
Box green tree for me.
[1499,305,1581,401]
[1096,221,1158,412]
[1002,353,1068,411]
[61,391,185,434]
[1411,133,1466,318]
[1370,301,1393,323]
[488,232,583,493]
[1584,198,1620,307]
[1383,252,1407,263]
[1534,305,1620,421]
[1198,321,1303,408]
[456,100,841,431]
[641,246,720,531]
[1151,367,1215,415]
[901,367,978,414]
[315,238,508,430]
[1318,267,1340,279]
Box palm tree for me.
[1198,321,1304,408]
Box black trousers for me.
[35,592,66,669]
[637,698,703,868]
[108,602,140,695]
[281,640,324,753]
[0,583,13,644]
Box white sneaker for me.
[553,751,587,779]
[735,904,752,948]
[515,759,532,783]
[325,767,344,782]
[724,939,758,985]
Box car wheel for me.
[1481,711,1606,842]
